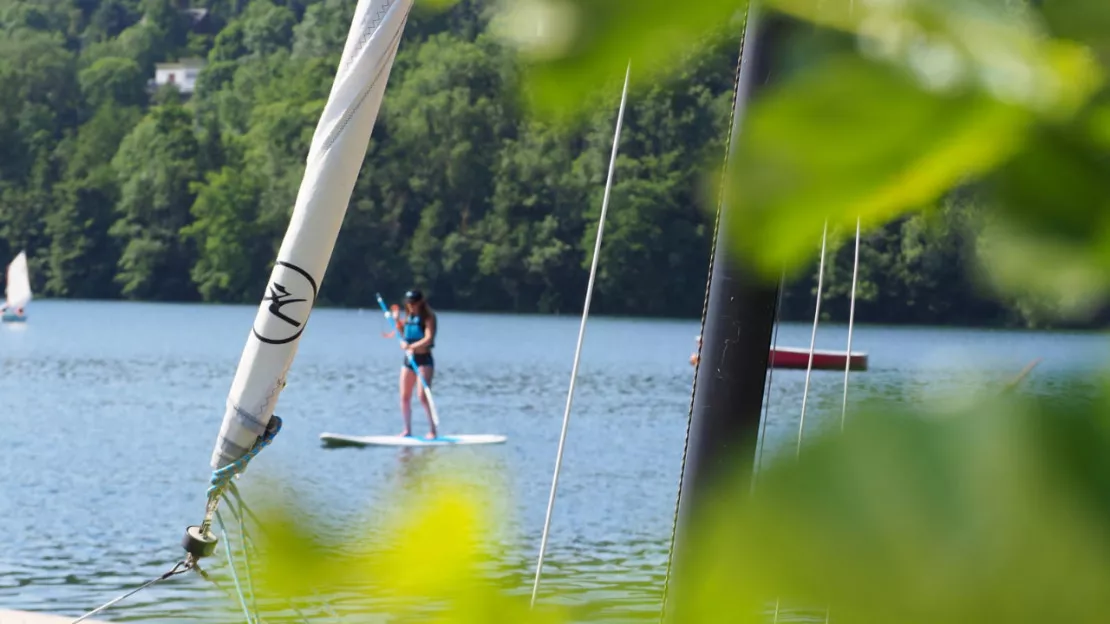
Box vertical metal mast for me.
[662,4,784,621]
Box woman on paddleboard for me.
[397,289,437,439]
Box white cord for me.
[796,220,829,457]
[530,61,632,607]
[840,217,861,431]
[753,270,786,493]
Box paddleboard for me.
[320,432,507,448]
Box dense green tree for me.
[79,56,147,111]
[239,0,295,56]
[109,99,201,299]
[374,33,517,306]
[181,165,263,301]
[83,0,142,43]
[483,120,592,312]
[0,0,1092,328]
[0,28,78,183]
[46,104,142,297]
[289,0,346,59]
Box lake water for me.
[0,300,1106,622]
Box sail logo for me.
[266,283,306,327]
[252,261,318,345]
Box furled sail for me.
[210,0,413,469]
[5,251,31,310]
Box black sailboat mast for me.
[663,3,783,619]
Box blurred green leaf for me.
[1087,103,1110,147]
[974,216,1110,323]
[991,122,1110,246]
[676,387,1110,623]
[724,54,1031,277]
[248,472,573,622]
[768,0,1102,113]
[486,0,1108,304]
[969,107,1110,321]
[489,0,747,120]
[415,0,462,14]
[1042,0,1110,65]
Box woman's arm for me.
[407,314,436,350]
[393,305,405,332]
[385,306,405,338]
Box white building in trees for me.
[151,58,206,95]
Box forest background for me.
[0,0,1083,327]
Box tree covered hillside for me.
[0,0,1066,326]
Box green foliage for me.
[110,100,201,299]
[181,166,264,301]
[46,104,141,297]
[0,0,1107,328]
[505,0,1110,325]
[239,475,572,622]
[666,384,1110,623]
[290,0,349,59]
[489,0,744,122]
[83,0,142,42]
[713,0,1106,288]
[79,56,147,110]
[724,53,1034,277]
[239,0,295,57]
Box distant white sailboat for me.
[2,251,31,323]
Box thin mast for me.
[531,61,632,607]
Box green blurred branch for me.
[509,0,1110,324]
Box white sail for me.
[5,251,31,310]
[210,0,413,469]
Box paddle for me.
[1001,357,1042,395]
[375,292,440,429]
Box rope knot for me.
[207,415,283,500]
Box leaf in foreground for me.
[724,54,1030,278]
[678,388,1110,623]
[489,0,747,121]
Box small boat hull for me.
[770,346,868,371]
[1,313,26,323]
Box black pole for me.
[662,4,783,620]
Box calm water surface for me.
[0,300,1106,621]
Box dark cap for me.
[404,289,424,303]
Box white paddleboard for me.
[320,432,507,448]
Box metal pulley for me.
[182,525,219,559]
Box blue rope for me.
[208,415,283,500]
[217,511,258,624]
[224,485,339,624]
[234,496,259,618]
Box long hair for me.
[405,298,435,335]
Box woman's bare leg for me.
[399,367,416,436]
[417,365,436,438]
